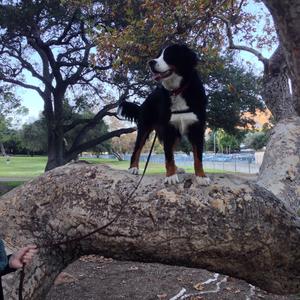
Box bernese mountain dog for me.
[118,44,210,185]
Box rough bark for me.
[263,0,300,116]
[258,116,300,211]
[262,45,297,121]
[1,162,300,299]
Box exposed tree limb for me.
[1,158,300,299]
[65,127,136,161]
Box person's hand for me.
[9,245,38,269]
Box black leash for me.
[18,133,157,300]
[18,265,25,300]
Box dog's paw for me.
[195,176,211,186]
[164,174,179,185]
[128,167,139,175]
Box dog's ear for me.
[182,44,199,68]
[174,44,198,74]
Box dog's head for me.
[148,44,198,88]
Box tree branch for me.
[65,127,136,161]
[46,9,79,46]
[216,15,269,70]
[68,91,129,152]
[63,118,92,133]
[28,37,64,84]
[0,76,44,98]
[2,47,54,92]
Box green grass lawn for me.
[79,158,224,175]
[0,155,225,195]
[0,155,224,180]
[0,156,47,179]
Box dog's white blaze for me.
[154,48,169,72]
[170,113,198,135]
[170,94,189,111]
[170,94,198,135]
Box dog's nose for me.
[148,59,156,70]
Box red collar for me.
[169,83,189,96]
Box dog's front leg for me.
[163,135,179,184]
[192,144,211,186]
[187,123,210,186]
[129,127,152,175]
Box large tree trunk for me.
[45,129,63,171]
[0,142,7,156]
[45,91,66,171]
[1,163,300,299]
[257,0,300,209]
[263,0,300,116]
[262,45,296,121]
[258,116,300,211]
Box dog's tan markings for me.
[130,147,142,169]
[192,145,206,177]
[165,161,176,177]
[130,130,152,169]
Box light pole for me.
[213,131,216,155]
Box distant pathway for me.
[0,177,30,182]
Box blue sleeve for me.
[0,240,8,274]
[0,255,16,276]
[0,240,16,276]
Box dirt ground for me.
[46,255,299,300]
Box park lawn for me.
[0,155,224,180]
[0,156,47,179]
[82,158,224,174]
[0,156,225,196]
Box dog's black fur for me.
[119,44,209,184]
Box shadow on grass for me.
[0,181,24,197]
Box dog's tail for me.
[118,101,140,123]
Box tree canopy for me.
[0,0,135,170]
[0,0,271,169]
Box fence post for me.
[234,156,237,173]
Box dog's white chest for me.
[169,95,198,135]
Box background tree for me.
[0,0,135,170]
[206,56,264,133]
[0,84,27,155]
[19,104,111,156]
[110,133,136,160]
[242,122,272,151]
[215,129,243,153]
[243,131,268,150]
[21,119,48,155]
[0,116,10,156]
[0,84,22,116]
